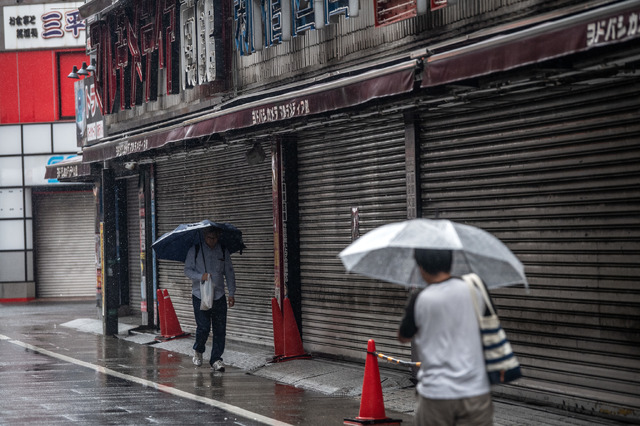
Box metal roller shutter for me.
[126,177,142,314]
[296,113,412,362]
[154,142,274,346]
[418,79,640,409]
[34,191,96,298]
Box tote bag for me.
[463,273,522,384]
[200,276,214,310]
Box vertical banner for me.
[272,141,285,304]
[100,222,105,318]
[84,76,106,145]
[96,232,102,307]
[75,79,86,147]
[139,179,147,313]
[150,165,158,327]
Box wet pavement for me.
[0,339,265,425]
[0,301,629,425]
[0,301,410,425]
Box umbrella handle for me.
[196,234,207,273]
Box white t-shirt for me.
[412,277,490,399]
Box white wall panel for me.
[23,124,51,154]
[52,122,77,153]
[0,125,21,155]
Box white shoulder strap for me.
[461,273,496,318]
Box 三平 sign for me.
[3,2,86,50]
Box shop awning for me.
[420,0,640,88]
[81,59,417,163]
[44,155,94,182]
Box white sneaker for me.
[192,351,203,366]
[211,360,225,372]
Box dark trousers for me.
[192,294,227,365]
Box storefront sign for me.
[586,9,639,46]
[181,0,223,88]
[3,2,86,50]
[234,0,358,54]
[251,99,310,125]
[234,0,262,55]
[46,155,77,183]
[76,77,106,147]
[430,0,447,11]
[82,60,417,162]
[56,164,79,180]
[375,0,417,27]
[263,0,291,47]
[85,78,105,143]
[45,155,93,182]
[91,0,180,114]
[115,139,149,157]
[421,1,640,88]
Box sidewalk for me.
[61,315,626,426]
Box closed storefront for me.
[33,190,95,298]
[126,177,142,315]
[59,0,640,419]
[417,76,640,409]
[154,142,275,346]
[296,112,412,361]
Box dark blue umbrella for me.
[152,220,245,262]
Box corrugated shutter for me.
[296,113,412,361]
[126,177,142,314]
[34,191,95,298]
[154,142,275,346]
[418,78,640,409]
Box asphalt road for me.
[0,301,411,425]
[0,301,631,425]
[0,337,267,425]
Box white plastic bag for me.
[200,276,214,310]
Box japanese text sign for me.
[3,2,86,50]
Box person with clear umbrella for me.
[397,248,492,426]
[339,218,528,426]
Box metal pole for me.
[102,167,119,335]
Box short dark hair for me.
[414,249,453,275]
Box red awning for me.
[44,155,94,182]
[81,60,417,163]
[421,0,640,88]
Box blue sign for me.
[234,0,359,55]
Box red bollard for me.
[344,339,402,425]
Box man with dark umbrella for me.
[184,226,236,371]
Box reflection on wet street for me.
[0,338,264,425]
[0,302,410,425]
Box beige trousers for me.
[415,392,494,426]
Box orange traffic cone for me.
[281,297,311,361]
[271,298,285,361]
[344,339,402,425]
[156,289,190,341]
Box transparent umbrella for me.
[338,219,527,289]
